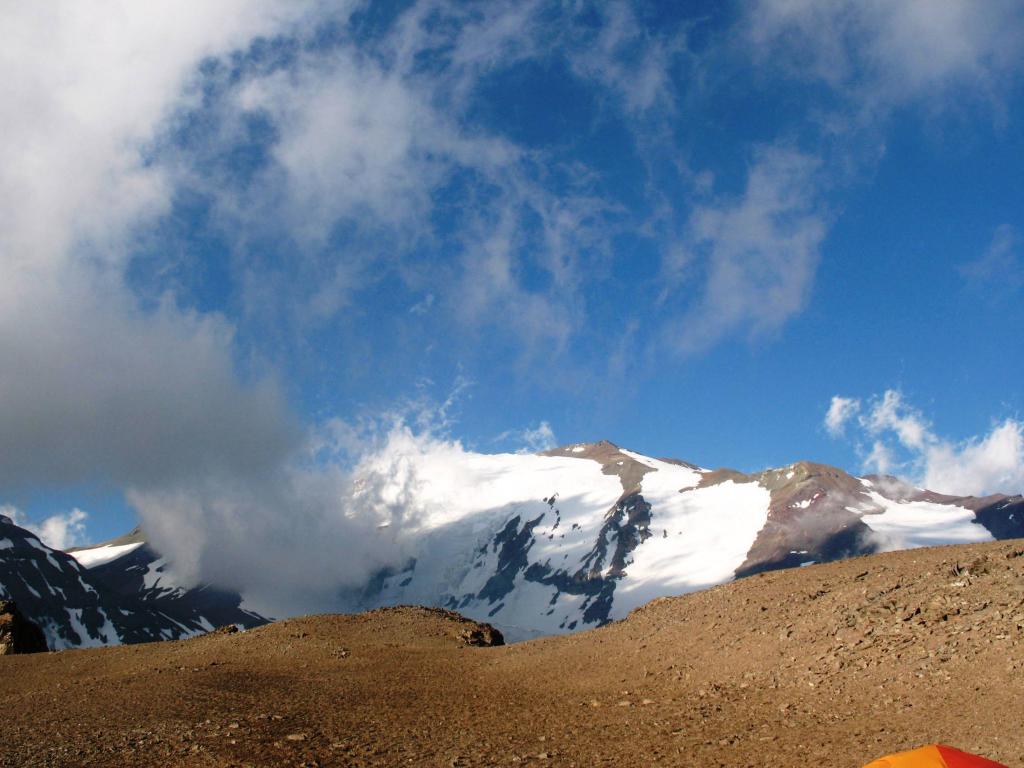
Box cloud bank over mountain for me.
[1,2,1022,598]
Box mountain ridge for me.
[2,440,1022,648]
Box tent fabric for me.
[863,745,1008,768]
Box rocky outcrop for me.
[458,621,505,647]
[0,600,48,654]
[734,461,880,577]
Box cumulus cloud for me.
[825,390,1024,496]
[1,504,90,550]
[668,146,827,353]
[127,380,479,616]
[825,396,860,437]
[0,2,308,494]
[0,2,354,609]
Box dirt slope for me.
[3,540,1023,768]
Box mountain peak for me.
[3,443,1023,648]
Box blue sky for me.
[2,1,1023,546]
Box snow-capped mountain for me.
[0,514,266,650]
[343,441,1023,639]
[2,441,1021,647]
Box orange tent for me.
[864,745,1008,768]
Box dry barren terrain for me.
[3,539,1024,767]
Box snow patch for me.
[69,541,145,568]
[860,492,993,551]
[612,477,771,618]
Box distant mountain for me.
[2,441,1021,647]
[0,515,266,650]
[343,441,1024,639]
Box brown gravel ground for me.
[3,539,1024,768]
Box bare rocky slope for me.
[2,538,1022,767]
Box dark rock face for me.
[85,542,268,644]
[462,489,656,631]
[722,463,1024,582]
[972,496,1024,540]
[477,513,546,605]
[0,600,48,654]
[0,513,123,648]
[0,514,268,650]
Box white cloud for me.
[961,223,1023,291]
[919,420,1024,498]
[0,504,90,550]
[495,421,558,454]
[173,3,613,357]
[862,390,931,452]
[234,51,462,241]
[566,2,678,113]
[0,1,309,278]
[0,2,310,492]
[825,389,1024,496]
[34,509,90,551]
[0,2,358,605]
[746,0,1024,111]
[129,421,484,616]
[824,396,860,437]
[0,2,606,614]
[451,207,578,355]
[668,146,827,353]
